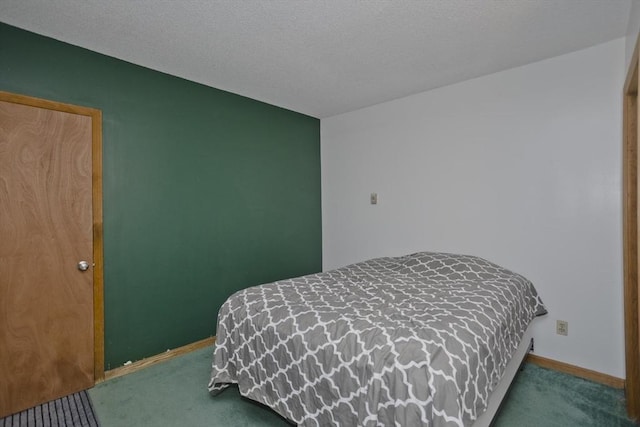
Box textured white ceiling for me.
[0,0,632,118]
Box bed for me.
[208,251,547,426]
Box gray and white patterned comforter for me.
[208,252,547,427]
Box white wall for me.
[626,0,640,70]
[321,39,625,378]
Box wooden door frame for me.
[0,91,105,382]
[624,33,640,420]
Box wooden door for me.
[0,92,104,418]
[625,34,640,421]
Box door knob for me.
[77,260,90,271]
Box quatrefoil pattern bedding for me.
[209,252,546,427]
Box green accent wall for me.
[0,23,322,370]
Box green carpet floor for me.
[89,346,636,426]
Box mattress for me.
[209,252,547,426]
